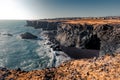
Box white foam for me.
[0,59,5,67]
[36,40,54,68]
[0,57,7,68]
[53,51,71,67]
[36,37,71,68]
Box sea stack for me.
[20,32,38,39]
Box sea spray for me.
[38,33,71,67]
[0,20,71,71]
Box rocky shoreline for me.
[0,17,120,79]
[26,18,120,57]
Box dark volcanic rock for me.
[26,20,120,56]
[57,23,120,56]
[56,23,120,56]
[51,44,62,51]
[96,24,120,56]
[56,23,93,48]
[26,20,60,30]
[20,32,38,39]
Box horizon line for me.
[0,15,120,20]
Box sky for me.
[0,0,120,19]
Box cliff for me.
[26,20,60,30]
[26,19,120,57]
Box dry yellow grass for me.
[47,19,120,25]
[64,19,120,25]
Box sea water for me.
[0,20,70,71]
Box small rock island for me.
[20,32,38,39]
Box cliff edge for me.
[27,18,120,57]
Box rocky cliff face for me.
[56,23,93,48]
[56,23,120,56]
[27,20,59,30]
[26,20,120,56]
[96,24,120,55]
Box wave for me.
[0,21,71,71]
[36,36,71,68]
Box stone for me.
[20,32,38,39]
[26,19,120,56]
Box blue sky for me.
[0,0,120,19]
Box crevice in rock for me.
[85,34,101,50]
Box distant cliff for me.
[26,19,120,56]
[26,20,60,30]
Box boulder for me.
[51,44,62,51]
[20,32,38,39]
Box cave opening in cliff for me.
[85,34,100,50]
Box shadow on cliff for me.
[61,47,99,59]
[60,34,100,59]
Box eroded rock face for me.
[57,23,120,56]
[96,24,120,56]
[56,23,93,48]
[27,20,60,30]
[26,20,120,56]
[20,32,38,39]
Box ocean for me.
[0,20,70,71]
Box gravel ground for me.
[0,53,120,80]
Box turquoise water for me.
[0,20,71,71]
[0,20,53,71]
